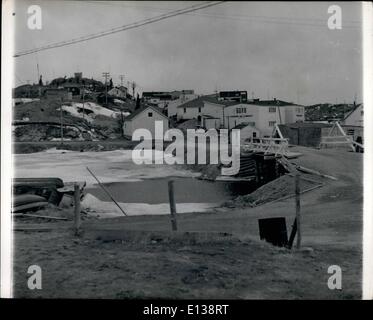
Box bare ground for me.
[12,146,363,299]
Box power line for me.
[14,1,224,58]
[86,1,361,27]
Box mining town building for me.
[177,92,305,138]
[122,105,169,138]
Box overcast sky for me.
[13,1,363,105]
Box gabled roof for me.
[124,105,167,122]
[177,94,216,109]
[344,103,363,121]
[248,99,298,107]
[232,123,259,130]
[178,95,301,109]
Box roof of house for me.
[278,122,332,129]
[124,105,167,121]
[177,95,301,109]
[177,94,216,109]
[248,99,299,107]
[202,114,220,119]
[344,103,363,120]
[232,123,259,130]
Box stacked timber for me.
[236,153,257,178]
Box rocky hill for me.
[305,103,356,122]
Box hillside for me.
[305,103,355,121]
[12,97,128,141]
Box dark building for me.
[219,91,248,102]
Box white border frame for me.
[1,0,14,298]
[363,1,373,300]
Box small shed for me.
[232,123,261,145]
[123,105,169,138]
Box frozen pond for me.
[86,177,255,204]
[14,148,255,217]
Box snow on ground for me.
[14,149,198,185]
[14,148,208,216]
[81,193,217,218]
[60,102,121,122]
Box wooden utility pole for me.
[168,180,178,231]
[119,74,125,87]
[131,81,136,100]
[102,72,110,105]
[82,85,85,121]
[60,101,64,145]
[295,173,301,249]
[74,184,81,235]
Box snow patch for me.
[59,102,121,122]
[82,193,217,218]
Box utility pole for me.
[36,63,40,84]
[119,75,125,87]
[60,101,64,145]
[82,84,85,121]
[131,81,136,100]
[102,72,110,105]
[295,173,301,249]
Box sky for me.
[12,1,363,105]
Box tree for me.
[39,75,43,86]
[109,78,113,89]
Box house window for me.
[184,108,186,113]
[253,132,257,138]
[198,107,201,113]
[148,112,153,117]
[269,121,276,127]
[236,107,247,114]
[269,107,276,113]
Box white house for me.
[108,86,127,99]
[343,103,363,127]
[165,91,198,117]
[177,94,215,121]
[178,95,305,137]
[143,90,197,117]
[233,123,261,145]
[123,105,169,138]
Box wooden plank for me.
[74,184,81,235]
[168,180,178,231]
[295,174,301,249]
[13,213,68,221]
[86,166,127,216]
[295,165,338,180]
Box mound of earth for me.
[224,174,322,208]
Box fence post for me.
[74,184,81,235]
[295,173,301,248]
[168,180,177,231]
